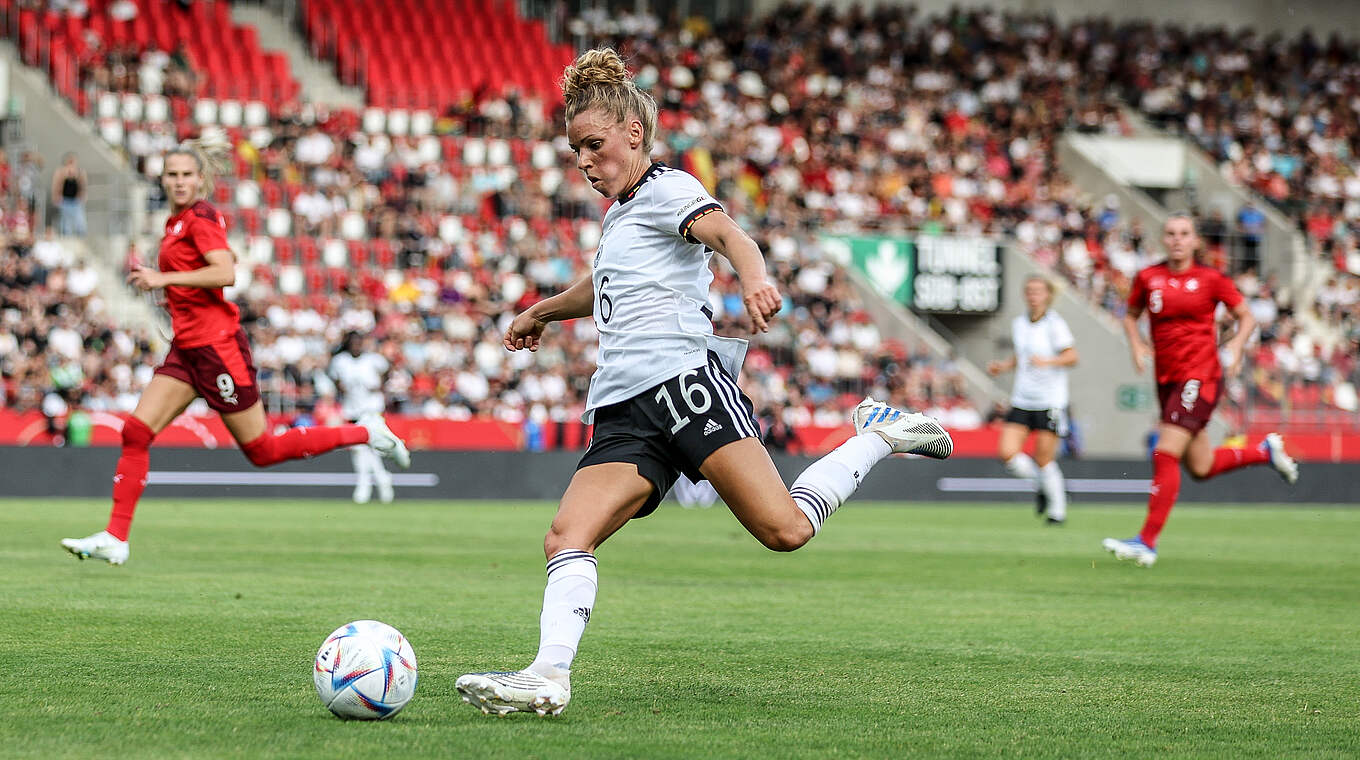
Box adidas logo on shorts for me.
[703,419,722,436]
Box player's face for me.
[1023,280,1050,315]
[567,108,643,198]
[161,153,203,210]
[1162,217,1199,267]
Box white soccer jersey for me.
[584,163,748,422]
[330,351,389,420]
[1009,309,1074,410]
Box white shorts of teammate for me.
[671,475,719,509]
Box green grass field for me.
[2,498,1357,759]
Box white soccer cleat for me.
[455,669,571,717]
[1102,536,1157,567]
[60,530,129,566]
[376,480,394,504]
[360,415,410,469]
[1261,433,1298,485]
[852,397,953,459]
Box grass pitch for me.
[2,498,1357,758]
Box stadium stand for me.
[2,1,1357,442]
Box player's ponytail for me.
[561,47,658,153]
[165,127,233,199]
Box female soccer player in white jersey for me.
[986,276,1078,524]
[454,48,954,717]
[330,332,394,504]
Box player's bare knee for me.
[543,526,581,560]
[759,520,814,552]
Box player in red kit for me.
[60,134,410,565]
[1103,214,1297,567]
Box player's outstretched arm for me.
[689,211,779,333]
[504,273,595,352]
[1222,300,1256,377]
[1122,308,1150,374]
[127,248,235,290]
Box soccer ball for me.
[313,620,418,720]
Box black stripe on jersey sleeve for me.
[679,203,723,243]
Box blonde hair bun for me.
[561,47,658,153]
[562,48,629,98]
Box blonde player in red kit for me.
[60,134,410,565]
[1103,214,1297,567]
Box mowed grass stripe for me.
[1,499,1356,758]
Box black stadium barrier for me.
[0,447,1353,504]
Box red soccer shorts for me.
[1156,377,1222,434]
[154,328,260,414]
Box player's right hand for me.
[1131,342,1150,374]
[504,311,547,352]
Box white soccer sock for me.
[351,446,372,502]
[1041,461,1067,521]
[370,447,393,486]
[789,432,892,535]
[1004,452,1039,482]
[529,549,598,675]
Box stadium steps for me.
[230,3,364,110]
[0,38,167,340]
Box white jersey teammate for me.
[987,276,1078,523]
[330,332,393,504]
[453,47,955,718]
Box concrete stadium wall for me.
[749,0,1360,38]
[1,447,1350,504]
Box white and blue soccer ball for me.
[313,620,418,720]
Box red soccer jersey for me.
[159,200,239,347]
[1128,262,1243,384]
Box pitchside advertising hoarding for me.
[821,234,1003,313]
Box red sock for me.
[240,424,368,467]
[1202,445,1269,479]
[106,417,155,541]
[1138,451,1181,549]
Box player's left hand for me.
[1226,346,1244,377]
[742,279,781,334]
[126,266,166,290]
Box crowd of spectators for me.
[4,2,1360,438]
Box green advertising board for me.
[822,234,1002,313]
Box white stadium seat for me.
[247,236,274,264]
[99,118,125,146]
[218,100,243,128]
[417,135,441,164]
[279,265,304,295]
[363,107,386,134]
[144,96,169,123]
[96,92,120,120]
[265,208,292,237]
[120,94,143,122]
[579,221,602,251]
[194,99,218,125]
[410,110,434,136]
[463,138,486,166]
[387,109,410,136]
[339,211,366,240]
[244,101,269,128]
[487,139,511,167]
[322,238,348,268]
[234,180,261,210]
[539,167,563,195]
[438,215,465,244]
[531,141,555,170]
